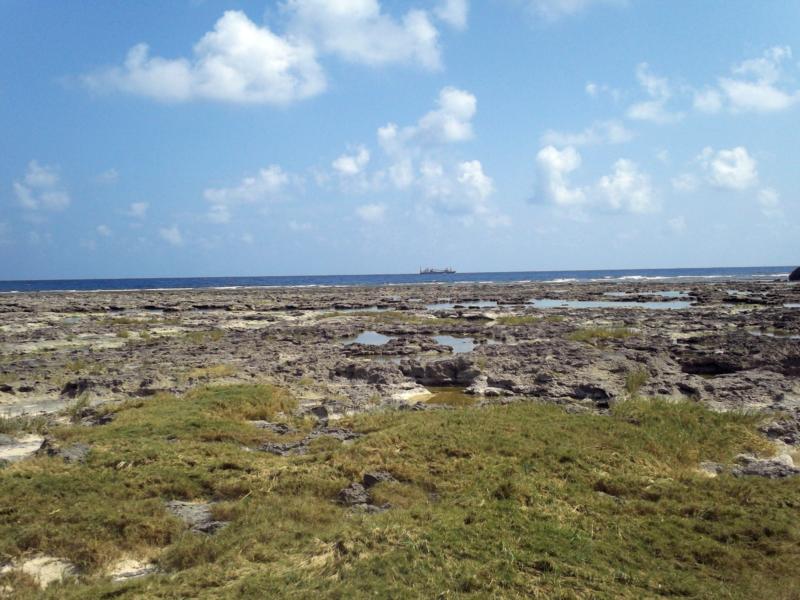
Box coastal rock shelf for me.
[0,278,797,429]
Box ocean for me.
[0,266,793,293]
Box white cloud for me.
[96,224,112,237]
[418,159,506,224]
[719,46,798,113]
[626,63,683,124]
[204,165,290,221]
[435,0,469,30]
[671,173,699,193]
[286,0,441,70]
[84,11,325,105]
[127,202,149,218]
[518,0,622,21]
[378,87,477,155]
[355,203,387,223]
[667,216,687,234]
[93,168,120,184]
[241,232,254,244]
[757,187,783,218]
[288,220,313,232]
[207,204,231,224]
[535,145,586,207]
[596,159,657,213]
[536,146,656,214]
[540,119,633,147]
[159,225,184,246]
[13,161,71,211]
[692,88,723,114]
[699,146,758,191]
[332,146,370,175]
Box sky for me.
[1,0,798,279]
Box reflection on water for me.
[425,387,476,407]
[433,335,475,354]
[529,298,692,310]
[426,300,498,310]
[785,304,800,308]
[342,331,393,346]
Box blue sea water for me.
[0,266,793,293]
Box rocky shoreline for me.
[1,278,798,445]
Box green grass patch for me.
[183,364,237,382]
[625,367,649,396]
[184,329,226,344]
[0,389,796,599]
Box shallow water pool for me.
[529,299,692,310]
[342,331,393,346]
[432,335,475,354]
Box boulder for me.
[789,267,800,282]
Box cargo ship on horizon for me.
[419,267,456,275]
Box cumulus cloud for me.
[159,225,184,246]
[535,146,586,207]
[540,120,633,147]
[435,0,469,29]
[96,224,112,237]
[719,46,799,113]
[699,146,758,191]
[379,87,477,154]
[667,216,687,234]
[536,146,656,213]
[93,168,120,184]
[286,0,441,69]
[671,173,699,193]
[417,159,506,224]
[516,0,623,21]
[84,11,325,105]
[355,202,387,223]
[596,159,657,213]
[332,146,370,175]
[757,187,782,218]
[13,161,71,211]
[127,202,149,218]
[204,165,290,223]
[626,63,683,123]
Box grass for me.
[0,415,49,435]
[184,329,226,344]
[568,326,635,344]
[183,364,237,382]
[625,368,649,396]
[0,387,797,599]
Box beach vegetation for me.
[0,385,795,598]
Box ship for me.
[419,267,456,275]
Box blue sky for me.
[1,0,798,279]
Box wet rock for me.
[789,267,800,282]
[0,384,14,394]
[165,500,228,534]
[731,454,800,478]
[37,440,91,463]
